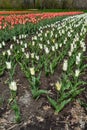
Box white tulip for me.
[13,36,16,41]
[40,37,43,41]
[55,81,61,91]
[39,44,43,49]
[30,67,35,75]
[20,41,23,45]
[6,61,11,69]
[10,44,13,49]
[17,40,20,44]
[21,48,25,52]
[76,56,80,65]
[22,34,25,39]
[45,33,47,37]
[32,41,35,46]
[45,47,49,54]
[36,55,39,60]
[9,81,17,91]
[24,43,27,48]
[52,46,55,51]
[47,40,50,45]
[59,43,62,48]
[63,60,68,71]
[76,53,81,65]
[55,43,58,49]
[2,51,6,56]
[2,41,5,46]
[34,36,37,40]
[19,35,22,39]
[82,46,86,52]
[25,53,29,59]
[31,53,34,58]
[75,69,80,77]
[68,51,72,57]
[7,50,11,56]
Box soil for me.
[0,36,87,130]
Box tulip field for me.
[0,11,82,29]
[0,11,87,130]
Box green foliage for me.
[78,99,87,110]
[11,100,21,123]
[47,74,85,113]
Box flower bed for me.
[0,11,33,15]
[0,12,83,29]
[0,13,87,130]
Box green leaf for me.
[47,96,58,110]
[0,67,5,76]
[81,64,87,71]
[31,89,48,99]
[56,98,72,113]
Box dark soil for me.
[0,36,87,130]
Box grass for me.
[39,9,81,12]
[0,8,87,13]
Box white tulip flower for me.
[25,53,29,59]
[36,55,39,60]
[55,43,58,49]
[75,69,80,77]
[52,46,55,51]
[24,43,27,48]
[2,41,5,46]
[68,51,72,57]
[32,41,35,46]
[13,36,16,41]
[71,44,74,52]
[76,56,80,65]
[7,50,11,56]
[45,47,49,54]
[45,33,47,37]
[59,43,62,48]
[31,53,34,58]
[34,36,37,40]
[22,34,24,38]
[21,48,25,52]
[19,35,22,39]
[2,51,6,56]
[9,81,17,91]
[40,37,43,41]
[17,40,20,44]
[83,46,86,52]
[39,44,43,49]
[30,67,35,75]
[47,40,50,45]
[55,81,61,91]
[63,60,68,71]
[76,53,81,65]
[10,44,13,49]
[6,61,11,69]
[20,41,23,45]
